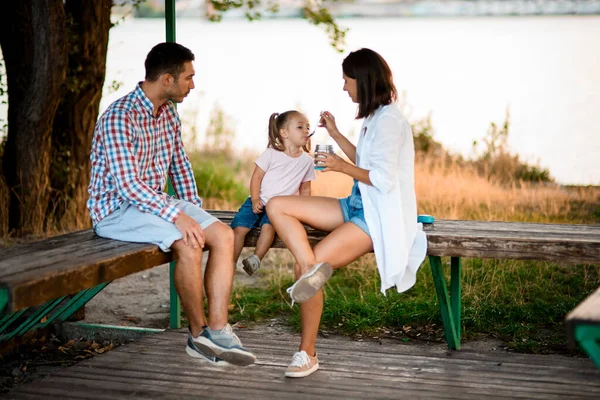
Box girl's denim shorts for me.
[230,197,271,229]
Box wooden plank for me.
[2,245,171,313]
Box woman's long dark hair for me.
[342,48,397,119]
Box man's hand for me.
[174,212,205,249]
[251,198,264,214]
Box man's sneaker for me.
[285,351,319,378]
[286,262,333,305]
[242,254,261,276]
[192,324,256,366]
[186,332,229,366]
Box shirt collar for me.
[134,82,169,117]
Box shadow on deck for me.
[7,327,600,399]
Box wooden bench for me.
[1,210,599,366]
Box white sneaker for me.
[286,262,333,305]
[285,351,319,378]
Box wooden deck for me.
[7,328,600,399]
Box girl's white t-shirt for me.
[255,148,316,205]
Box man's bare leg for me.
[171,239,205,337]
[203,221,235,330]
[233,226,251,265]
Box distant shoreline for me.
[122,0,600,19]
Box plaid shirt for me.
[87,84,202,226]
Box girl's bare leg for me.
[266,196,345,275]
[254,223,275,260]
[297,222,373,356]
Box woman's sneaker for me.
[242,254,261,276]
[286,262,333,305]
[192,323,257,366]
[285,351,319,378]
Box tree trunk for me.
[0,0,68,236]
[50,0,113,232]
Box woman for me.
[267,48,427,378]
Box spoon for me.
[308,115,323,138]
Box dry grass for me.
[305,154,599,225]
[415,155,599,223]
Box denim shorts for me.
[94,198,218,252]
[339,180,370,237]
[230,197,271,229]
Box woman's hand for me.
[319,111,341,139]
[315,152,347,173]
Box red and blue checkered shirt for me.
[87,84,202,226]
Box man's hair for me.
[342,48,397,119]
[144,42,195,82]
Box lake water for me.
[102,16,600,185]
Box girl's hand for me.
[315,152,347,173]
[251,198,264,214]
[319,111,341,139]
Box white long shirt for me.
[355,103,428,294]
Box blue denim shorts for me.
[339,181,370,237]
[94,198,218,252]
[230,197,271,229]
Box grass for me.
[192,148,600,354]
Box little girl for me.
[231,110,316,275]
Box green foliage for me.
[230,257,599,354]
[471,109,553,183]
[132,1,165,18]
[208,0,347,51]
[412,107,554,184]
[188,152,248,204]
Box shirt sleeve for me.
[101,110,181,222]
[302,154,317,182]
[368,114,407,194]
[168,114,203,208]
[254,149,272,172]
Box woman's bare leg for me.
[297,222,373,357]
[267,196,345,275]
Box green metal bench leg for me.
[574,325,600,369]
[166,4,182,331]
[0,308,27,334]
[40,283,110,328]
[0,296,66,341]
[169,261,181,329]
[0,289,7,316]
[429,256,462,350]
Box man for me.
[87,42,255,366]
